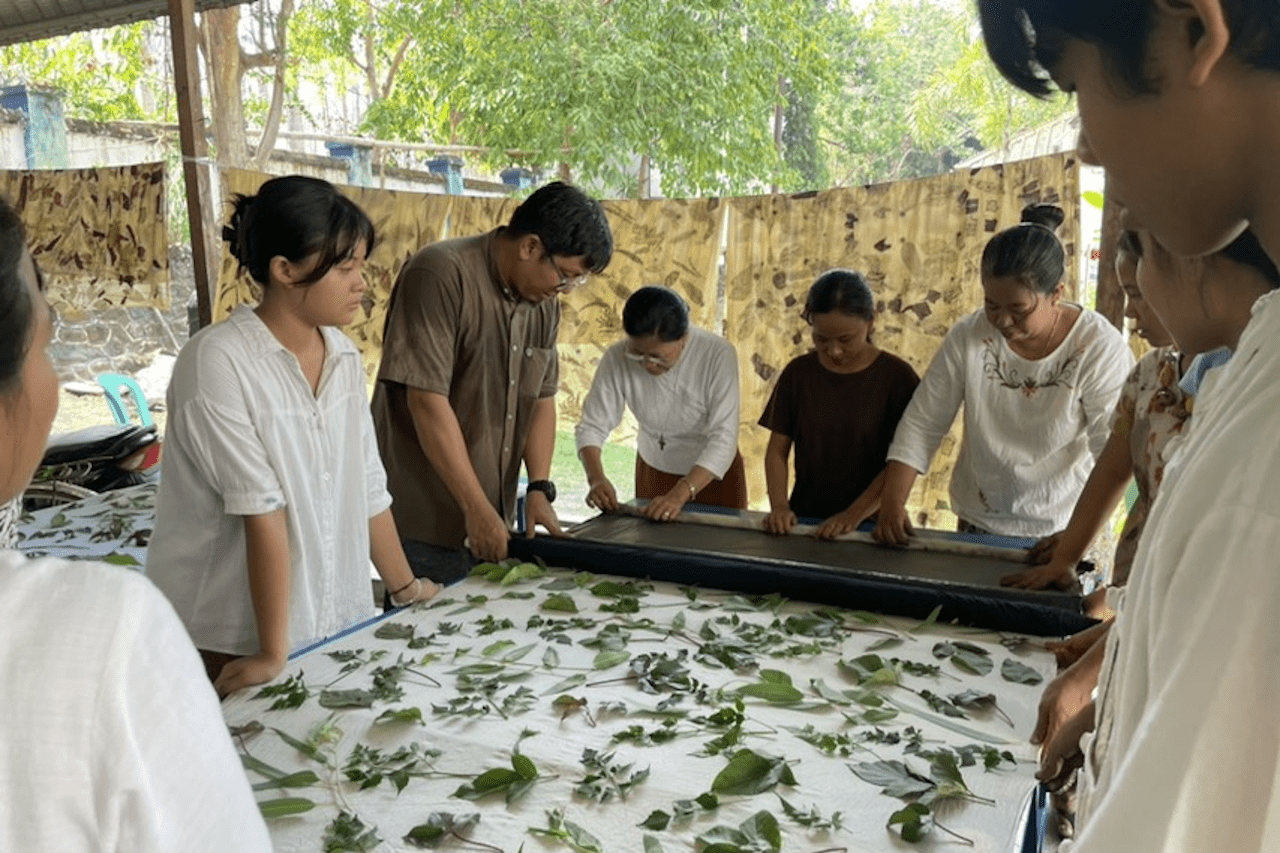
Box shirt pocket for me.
[518,346,554,399]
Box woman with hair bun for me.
[148,175,438,698]
[575,285,745,520]
[874,204,1133,544]
[758,268,920,538]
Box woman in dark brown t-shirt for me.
[759,269,919,538]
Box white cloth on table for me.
[1073,290,1280,852]
[0,550,270,852]
[887,305,1131,537]
[147,305,384,656]
[575,327,740,478]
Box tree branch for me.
[380,36,414,100]
[251,0,294,169]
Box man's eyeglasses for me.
[545,253,590,293]
[624,349,676,368]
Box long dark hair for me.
[222,175,375,288]
[0,197,35,400]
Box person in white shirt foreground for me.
[1031,225,1279,843]
[147,175,438,698]
[576,285,744,520]
[980,2,1280,848]
[0,197,271,851]
[873,203,1133,543]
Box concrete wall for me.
[50,245,194,386]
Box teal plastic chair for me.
[97,372,153,427]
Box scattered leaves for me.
[932,641,994,676]
[1000,657,1044,685]
[711,749,797,796]
[322,810,380,852]
[404,812,481,848]
[253,672,310,711]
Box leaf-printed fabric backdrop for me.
[727,155,1080,522]
[0,163,170,314]
[218,155,1078,520]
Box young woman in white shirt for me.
[147,176,438,697]
[576,285,744,521]
[874,204,1133,543]
[0,198,271,850]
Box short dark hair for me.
[222,175,375,288]
[508,181,613,273]
[0,197,35,400]
[981,203,1066,295]
[803,269,875,323]
[622,286,689,342]
[979,1,1280,99]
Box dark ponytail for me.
[222,175,375,288]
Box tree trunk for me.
[202,6,249,167]
[249,0,294,170]
[1095,174,1125,331]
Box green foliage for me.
[932,640,994,676]
[573,747,650,802]
[257,796,316,819]
[0,24,167,122]
[343,742,441,792]
[404,812,481,848]
[711,749,797,796]
[323,810,380,852]
[823,0,1074,185]
[736,670,804,705]
[695,810,782,853]
[254,672,310,711]
[1001,657,1045,685]
[453,751,542,804]
[777,796,843,831]
[528,808,604,853]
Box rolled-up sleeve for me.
[695,340,741,479]
[376,255,463,395]
[886,327,966,475]
[173,347,284,517]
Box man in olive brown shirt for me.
[372,182,613,583]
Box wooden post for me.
[1095,173,1125,331]
[168,0,217,329]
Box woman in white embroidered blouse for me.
[873,204,1133,542]
[576,286,744,521]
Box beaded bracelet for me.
[389,577,421,607]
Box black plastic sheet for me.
[511,514,1095,637]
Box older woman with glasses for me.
[576,285,746,520]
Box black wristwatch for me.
[526,479,557,503]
